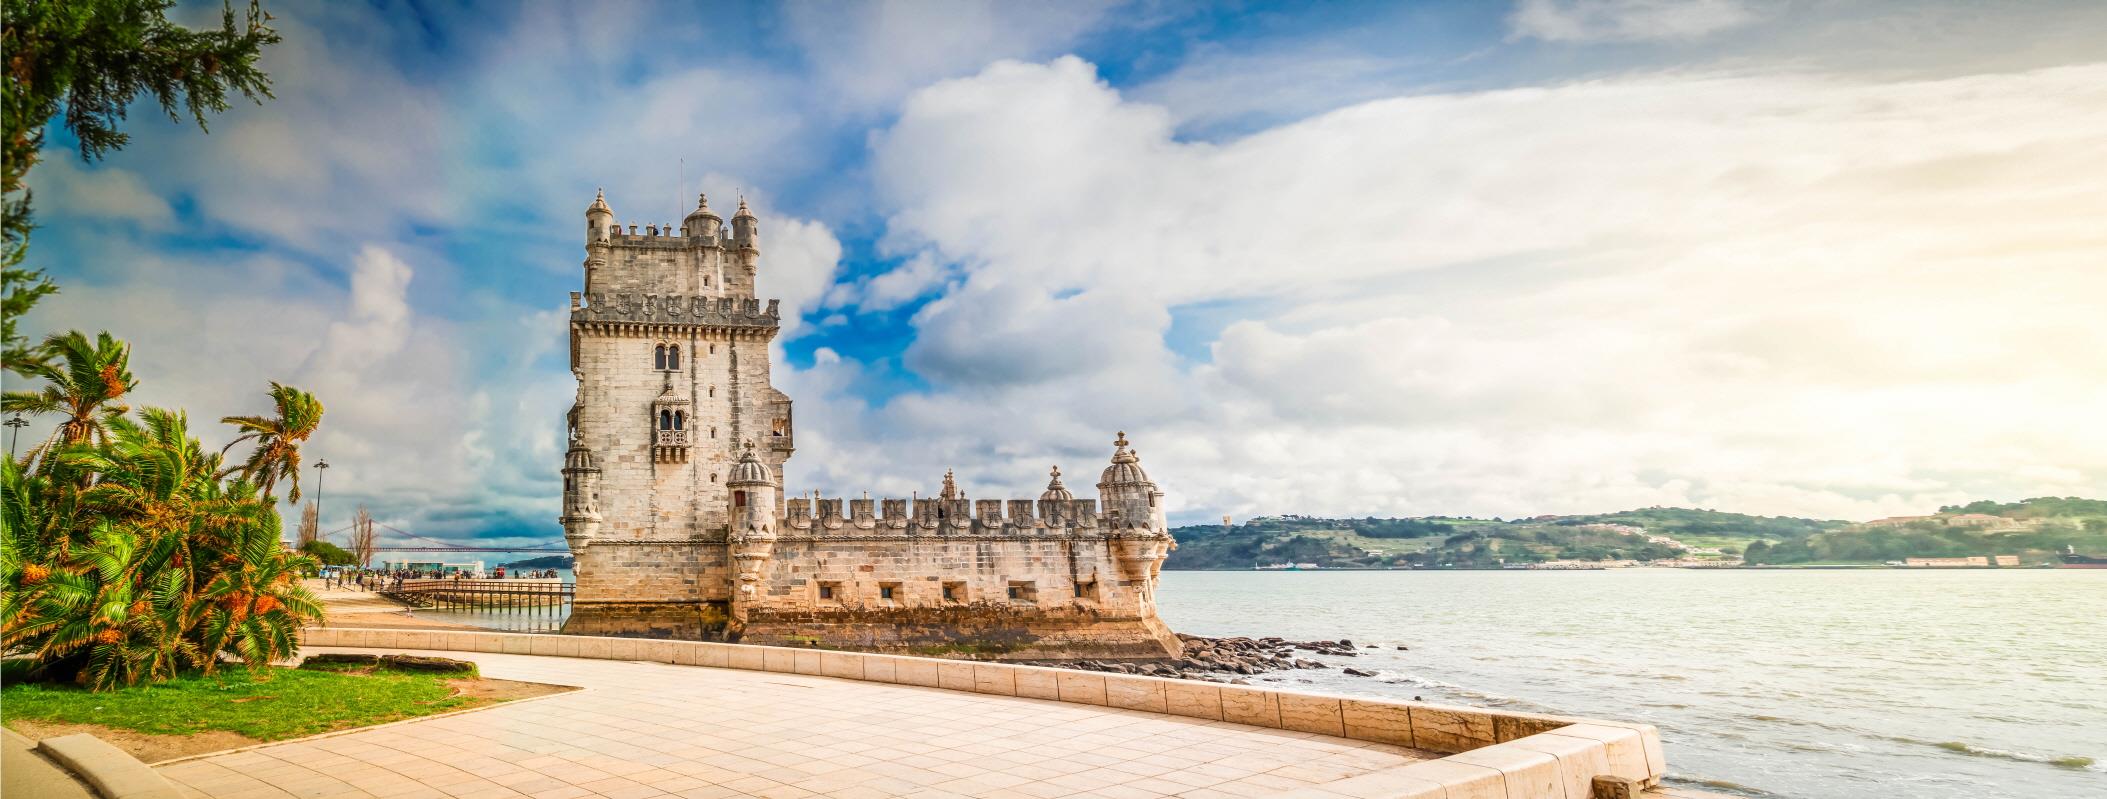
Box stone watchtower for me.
[563,189,794,635]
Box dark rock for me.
[1343,667,1377,677]
[380,654,477,673]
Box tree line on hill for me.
[1166,500,2107,569]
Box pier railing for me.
[382,579,574,618]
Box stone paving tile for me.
[156,648,1428,798]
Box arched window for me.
[668,344,681,370]
[708,386,715,398]
[710,426,718,439]
[674,411,685,430]
[659,410,672,430]
[653,345,666,370]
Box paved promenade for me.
[155,648,1428,799]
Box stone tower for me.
[563,189,793,634]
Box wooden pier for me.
[382,579,574,625]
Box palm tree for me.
[3,407,321,689]
[219,382,323,503]
[0,331,136,459]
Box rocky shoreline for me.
[1020,633,1403,683]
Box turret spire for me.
[940,468,959,501]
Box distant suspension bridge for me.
[315,521,567,554]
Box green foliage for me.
[2,330,136,453]
[300,539,356,566]
[218,382,323,503]
[1557,507,1844,540]
[2,331,325,691]
[1166,513,1688,569]
[502,555,575,569]
[1935,497,2107,519]
[0,664,474,741]
[1741,500,2107,565]
[1,0,280,374]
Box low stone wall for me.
[301,627,1664,799]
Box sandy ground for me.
[305,579,482,630]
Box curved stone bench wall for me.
[301,627,1663,798]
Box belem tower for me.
[558,190,1183,660]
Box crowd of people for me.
[320,566,564,591]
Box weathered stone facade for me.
[561,191,1180,660]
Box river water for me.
[414,568,2104,797]
[1154,569,2106,799]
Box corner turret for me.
[727,442,779,629]
[732,197,760,275]
[728,441,777,536]
[683,193,722,239]
[1097,432,1165,532]
[585,188,614,244]
[561,437,603,547]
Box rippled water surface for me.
[1155,569,2106,798]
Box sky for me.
[14,0,2107,546]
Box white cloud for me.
[1508,0,1760,43]
[776,57,2107,522]
[26,160,173,227]
[779,0,1116,111]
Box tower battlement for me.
[779,495,1106,536]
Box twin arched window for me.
[658,410,685,430]
[654,343,682,371]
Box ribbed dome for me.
[586,188,611,216]
[563,441,599,472]
[727,443,774,486]
[1039,466,1074,501]
[1097,432,1152,488]
[733,197,756,219]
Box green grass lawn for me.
[1,662,483,741]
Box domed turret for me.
[684,193,722,238]
[1097,431,1164,530]
[561,437,603,546]
[732,196,759,249]
[585,188,614,243]
[1040,465,1074,502]
[728,441,775,487]
[1098,432,1150,488]
[728,441,779,541]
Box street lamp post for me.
[4,415,25,458]
[315,458,331,531]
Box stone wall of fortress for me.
[562,190,1179,660]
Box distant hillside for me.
[500,555,575,569]
[1164,512,1710,570]
[1164,498,2107,569]
[1747,497,2107,565]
